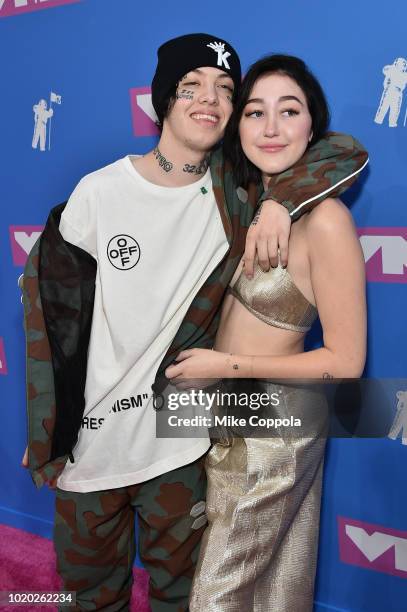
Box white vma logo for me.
[136,93,158,123]
[374,57,407,127]
[359,234,407,274]
[207,41,231,70]
[14,230,42,254]
[345,525,407,571]
[32,91,62,152]
[388,390,407,445]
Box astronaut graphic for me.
[388,390,407,445]
[374,57,407,127]
[32,92,62,151]
[32,99,53,151]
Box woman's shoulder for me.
[305,197,356,237]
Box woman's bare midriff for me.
[215,214,312,358]
[215,291,305,357]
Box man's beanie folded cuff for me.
[152,33,241,119]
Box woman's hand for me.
[165,349,229,386]
[244,200,291,277]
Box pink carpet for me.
[0,524,150,611]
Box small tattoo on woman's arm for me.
[322,372,334,379]
[229,353,239,371]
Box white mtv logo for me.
[14,231,42,254]
[0,0,49,7]
[346,525,407,571]
[136,93,158,123]
[360,234,407,274]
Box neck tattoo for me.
[153,146,173,173]
[183,158,209,175]
[153,145,208,176]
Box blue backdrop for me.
[1,1,406,610]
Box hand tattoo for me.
[153,146,173,173]
[183,158,209,175]
[251,203,263,226]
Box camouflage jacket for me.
[22,132,368,488]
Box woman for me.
[166,55,366,611]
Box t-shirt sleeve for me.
[59,177,97,258]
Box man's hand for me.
[243,200,291,278]
[165,349,228,383]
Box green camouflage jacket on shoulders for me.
[22,132,368,488]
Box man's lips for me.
[190,113,220,125]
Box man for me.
[22,34,367,611]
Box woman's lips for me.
[258,144,287,153]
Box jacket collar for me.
[210,147,262,245]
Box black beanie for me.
[152,33,241,123]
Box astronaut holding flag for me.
[374,57,407,127]
[32,91,62,152]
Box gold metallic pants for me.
[190,384,327,612]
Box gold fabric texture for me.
[230,262,317,332]
[190,384,327,612]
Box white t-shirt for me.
[56,155,228,492]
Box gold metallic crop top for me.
[230,262,318,333]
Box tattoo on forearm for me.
[229,353,239,371]
[322,372,334,379]
[153,146,173,173]
[251,203,263,226]
[183,158,209,175]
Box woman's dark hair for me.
[223,54,330,188]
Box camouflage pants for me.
[53,455,208,612]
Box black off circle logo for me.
[107,235,140,270]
